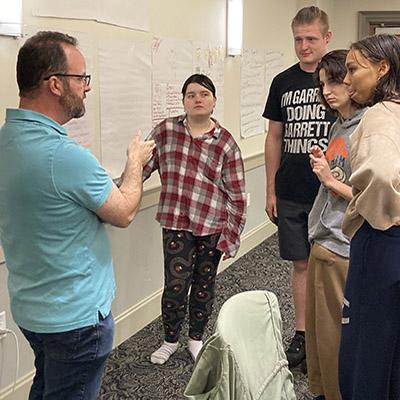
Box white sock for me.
[187,338,203,361]
[150,341,179,365]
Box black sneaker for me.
[286,332,306,369]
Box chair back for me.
[185,290,296,400]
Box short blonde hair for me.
[291,6,329,35]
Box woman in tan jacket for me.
[339,34,400,400]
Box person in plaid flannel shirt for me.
[144,74,247,365]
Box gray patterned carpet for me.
[99,233,313,399]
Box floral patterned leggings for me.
[161,229,222,343]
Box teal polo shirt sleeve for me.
[52,140,112,211]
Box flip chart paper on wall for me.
[240,48,267,138]
[264,50,285,133]
[152,37,225,127]
[193,42,224,124]
[265,51,285,101]
[33,0,98,21]
[99,39,152,177]
[151,82,184,127]
[98,0,148,31]
[33,0,149,31]
[151,37,192,126]
[240,49,284,137]
[193,44,224,83]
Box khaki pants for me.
[305,242,348,400]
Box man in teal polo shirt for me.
[0,31,155,400]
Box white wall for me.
[331,0,400,49]
[0,1,302,398]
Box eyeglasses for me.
[44,73,91,86]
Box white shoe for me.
[187,339,203,361]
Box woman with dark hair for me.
[143,74,246,365]
[305,49,366,400]
[339,34,400,399]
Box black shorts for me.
[276,198,313,261]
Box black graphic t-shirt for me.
[263,63,336,203]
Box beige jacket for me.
[343,101,400,238]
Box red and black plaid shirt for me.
[143,115,246,257]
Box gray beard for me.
[60,87,86,120]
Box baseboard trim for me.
[0,372,33,400]
[0,220,276,400]
[113,289,163,347]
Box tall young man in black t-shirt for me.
[263,6,335,371]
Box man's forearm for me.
[118,158,144,219]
